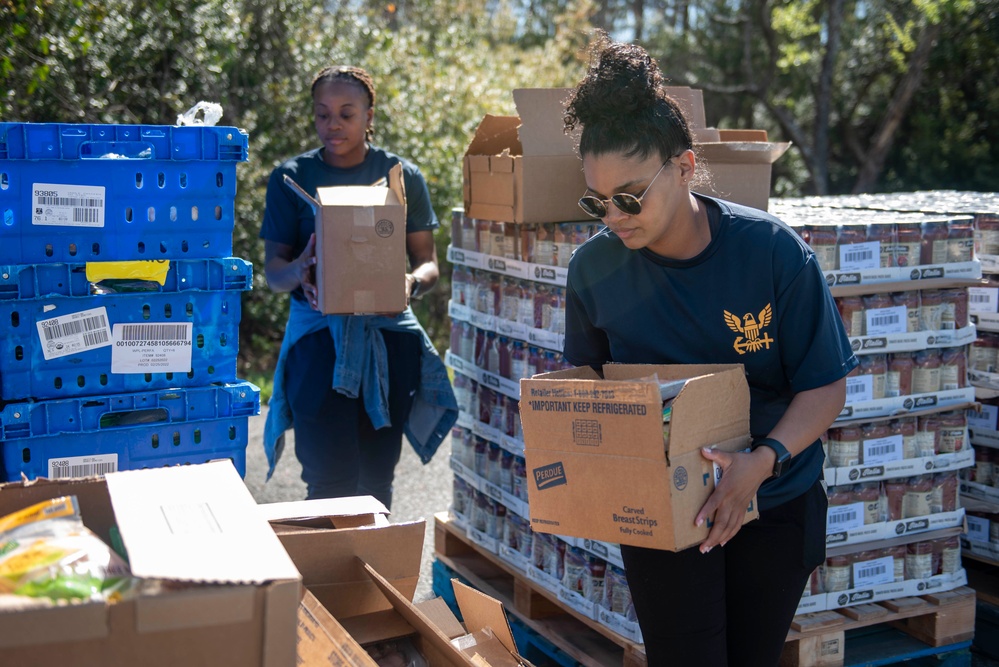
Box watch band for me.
[752,437,791,478]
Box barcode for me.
[83,329,110,346]
[73,207,100,223]
[846,383,866,395]
[120,324,190,341]
[867,443,897,457]
[42,313,108,341]
[970,293,992,303]
[870,314,899,326]
[829,510,857,524]
[856,563,887,579]
[51,461,117,478]
[37,196,103,207]
[845,250,873,262]
[969,523,987,536]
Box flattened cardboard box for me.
[261,499,529,666]
[285,162,407,315]
[519,364,758,552]
[463,88,587,224]
[0,461,301,667]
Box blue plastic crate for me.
[0,123,248,264]
[0,257,250,401]
[0,381,258,481]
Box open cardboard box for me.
[463,88,587,224]
[519,364,759,552]
[665,85,791,211]
[284,163,408,315]
[0,461,301,667]
[263,498,530,666]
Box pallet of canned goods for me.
[0,380,259,481]
[0,257,250,402]
[0,122,248,264]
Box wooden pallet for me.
[434,512,646,667]
[782,587,976,666]
[435,512,977,667]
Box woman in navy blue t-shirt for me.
[562,38,857,666]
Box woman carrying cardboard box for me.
[561,37,857,666]
[259,65,456,508]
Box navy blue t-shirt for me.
[260,146,439,303]
[564,195,857,509]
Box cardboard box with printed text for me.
[519,364,759,552]
[261,497,532,667]
[284,163,407,315]
[0,461,302,667]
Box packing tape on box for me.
[353,208,375,227]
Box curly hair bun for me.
[566,37,666,130]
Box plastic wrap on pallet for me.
[0,257,250,401]
[0,380,258,481]
[0,123,248,264]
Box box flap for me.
[316,186,400,207]
[717,129,769,142]
[451,580,517,656]
[362,562,476,666]
[298,589,378,667]
[664,86,706,129]
[415,597,466,640]
[277,520,425,619]
[104,461,301,584]
[387,162,406,212]
[512,89,578,157]
[283,174,319,213]
[697,141,791,165]
[259,496,389,524]
[466,115,523,157]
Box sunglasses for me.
[577,158,674,219]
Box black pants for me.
[621,480,827,667]
[285,328,421,509]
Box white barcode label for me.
[865,306,906,335]
[111,322,194,374]
[968,404,998,431]
[853,555,894,587]
[968,287,999,314]
[862,434,903,464]
[32,183,106,228]
[36,307,113,360]
[839,242,880,271]
[48,454,118,479]
[845,375,873,404]
[826,502,864,533]
[966,515,991,543]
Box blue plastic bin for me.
[0,257,250,401]
[0,381,259,481]
[0,123,248,264]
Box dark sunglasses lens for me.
[578,197,607,218]
[611,194,642,215]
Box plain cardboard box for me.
[284,163,407,315]
[262,498,530,666]
[0,461,302,667]
[664,85,790,211]
[463,88,587,224]
[519,364,759,552]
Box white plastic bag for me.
[176,101,224,127]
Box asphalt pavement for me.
[242,405,454,602]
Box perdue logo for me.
[836,273,861,285]
[534,267,556,280]
[534,462,567,490]
[488,258,507,271]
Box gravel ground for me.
[242,405,453,602]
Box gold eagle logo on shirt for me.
[724,304,775,355]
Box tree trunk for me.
[813,0,845,195]
[852,20,942,193]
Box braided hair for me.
[311,65,377,140]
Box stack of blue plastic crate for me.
[0,122,259,480]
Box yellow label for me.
[86,260,170,285]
